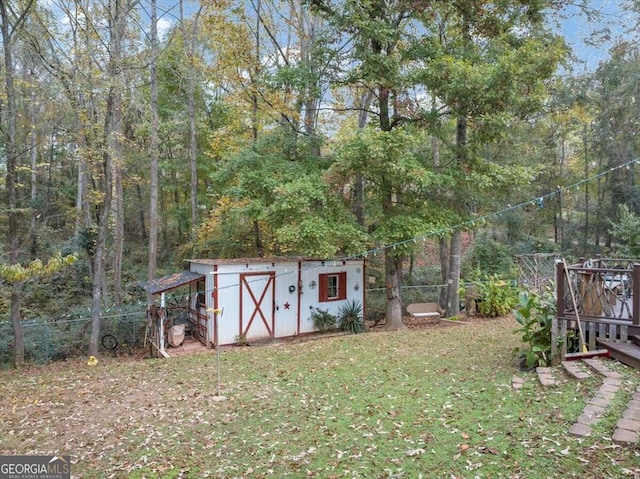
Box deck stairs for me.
[597,335,640,371]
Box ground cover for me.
[1,316,639,478]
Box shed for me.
[141,257,366,355]
[184,257,366,346]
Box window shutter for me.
[319,273,328,302]
[338,272,347,300]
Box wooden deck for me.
[553,258,640,370]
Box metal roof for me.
[187,257,364,265]
[139,271,205,295]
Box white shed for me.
[186,257,366,346]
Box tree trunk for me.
[1,0,32,368]
[30,79,39,258]
[441,112,469,316]
[89,0,123,355]
[10,286,24,367]
[114,162,124,306]
[382,250,405,330]
[438,235,449,310]
[89,88,116,356]
[445,230,462,317]
[148,0,159,297]
[253,220,264,257]
[180,3,201,232]
[353,91,372,226]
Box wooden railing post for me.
[552,259,565,365]
[633,263,640,327]
[556,259,565,320]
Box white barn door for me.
[240,272,275,340]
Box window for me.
[319,272,347,302]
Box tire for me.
[101,334,118,351]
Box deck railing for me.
[552,258,640,364]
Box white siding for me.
[189,258,365,345]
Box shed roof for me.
[140,270,205,295]
[187,257,363,265]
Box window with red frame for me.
[319,272,347,302]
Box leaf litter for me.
[0,316,639,478]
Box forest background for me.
[2,0,640,367]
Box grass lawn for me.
[1,316,639,478]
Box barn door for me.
[240,272,275,340]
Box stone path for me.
[612,386,640,445]
[563,358,640,445]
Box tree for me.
[0,254,77,366]
[1,0,36,367]
[408,0,567,315]
[610,204,640,257]
[148,0,159,295]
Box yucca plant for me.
[338,300,364,334]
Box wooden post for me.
[552,260,565,365]
[633,264,640,327]
[551,315,559,366]
[556,260,565,321]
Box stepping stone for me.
[539,374,557,387]
[623,408,640,421]
[626,400,640,411]
[588,396,610,408]
[593,390,616,401]
[583,358,622,378]
[536,367,558,386]
[583,404,606,416]
[512,375,525,390]
[561,361,591,380]
[612,428,639,445]
[599,383,620,394]
[578,412,602,426]
[568,423,592,437]
[602,377,623,386]
[617,418,640,432]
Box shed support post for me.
[633,264,640,327]
[160,292,166,355]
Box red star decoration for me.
[284,302,291,310]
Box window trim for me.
[319,272,347,302]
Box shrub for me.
[311,308,336,332]
[338,300,364,334]
[465,272,518,318]
[513,286,557,369]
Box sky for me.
[557,0,633,73]
[150,0,630,73]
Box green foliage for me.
[0,310,146,366]
[464,234,516,277]
[513,287,557,369]
[465,272,518,318]
[338,300,364,334]
[266,175,367,257]
[609,204,640,257]
[0,253,78,285]
[310,309,337,332]
[333,127,454,254]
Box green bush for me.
[513,287,557,369]
[464,233,516,277]
[465,272,518,318]
[338,300,364,334]
[310,308,336,332]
